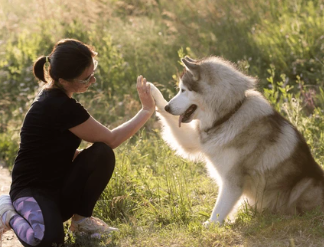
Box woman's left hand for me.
[137,75,155,113]
[69,76,156,149]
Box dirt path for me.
[0,164,22,247]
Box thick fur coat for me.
[149,56,324,224]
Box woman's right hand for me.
[137,75,155,113]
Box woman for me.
[0,38,155,247]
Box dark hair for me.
[33,39,97,84]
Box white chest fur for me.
[202,144,239,185]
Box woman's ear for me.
[58,78,67,86]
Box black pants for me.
[11,142,115,247]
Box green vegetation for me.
[1,0,324,246]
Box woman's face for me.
[61,60,97,97]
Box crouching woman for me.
[0,38,155,247]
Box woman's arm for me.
[69,76,155,149]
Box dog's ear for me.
[184,56,196,63]
[182,57,199,81]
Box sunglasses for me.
[75,59,98,85]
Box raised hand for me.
[137,75,155,113]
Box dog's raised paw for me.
[148,82,161,97]
[147,82,167,109]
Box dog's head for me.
[165,56,256,127]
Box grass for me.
[1,0,324,246]
[65,211,324,246]
[60,118,324,246]
[62,132,324,247]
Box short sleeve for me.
[55,98,90,132]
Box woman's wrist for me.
[141,106,155,115]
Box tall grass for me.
[1,0,324,246]
[94,130,213,226]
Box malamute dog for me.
[149,56,324,225]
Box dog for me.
[149,56,324,225]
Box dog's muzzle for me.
[165,104,197,127]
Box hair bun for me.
[33,56,48,83]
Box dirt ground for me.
[0,164,22,247]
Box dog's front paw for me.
[203,219,222,228]
[203,220,211,228]
[148,82,167,110]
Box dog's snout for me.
[165,105,171,113]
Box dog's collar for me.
[204,97,246,133]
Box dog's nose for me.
[165,105,170,113]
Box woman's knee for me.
[90,142,115,170]
[92,142,114,155]
[91,142,115,164]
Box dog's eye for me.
[181,89,186,93]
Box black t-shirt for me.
[10,88,90,201]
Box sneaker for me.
[0,195,16,241]
[69,216,118,235]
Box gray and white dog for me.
[149,56,324,225]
